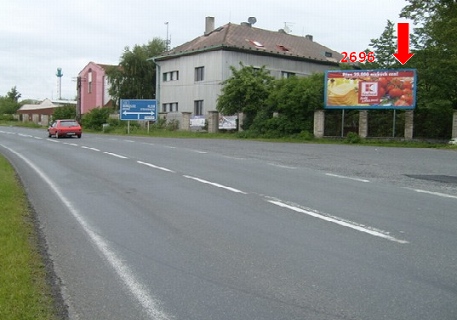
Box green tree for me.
[365,20,402,69]
[52,105,77,121]
[106,38,167,104]
[6,86,21,102]
[217,63,274,129]
[249,73,324,137]
[0,87,21,114]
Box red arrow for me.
[393,23,414,65]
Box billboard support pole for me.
[341,109,345,138]
[392,110,396,138]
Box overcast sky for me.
[1,0,410,101]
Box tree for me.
[249,73,324,137]
[106,38,167,104]
[6,86,21,102]
[365,20,402,69]
[216,63,274,129]
[400,0,457,110]
[0,87,21,114]
[52,105,77,121]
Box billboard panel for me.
[324,69,417,110]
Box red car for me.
[48,119,82,138]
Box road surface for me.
[1,127,456,320]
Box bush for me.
[81,107,112,130]
[345,132,362,144]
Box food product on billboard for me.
[327,80,359,106]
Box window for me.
[324,51,333,58]
[194,100,203,115]
[281,71,296,79]
[162,102,179,112]
[163,71,179,82]
[88,69,93,93]
[195,67,204,82]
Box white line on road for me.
[104,152,128,159]
[137,161,175,173]
[0,145,172,320]
[268,163,297,170]
[63,143,78,147]
[34,137,43,140]
[326,173,370,183]
[183,175,248,194]
[81,146,100,152]
[268,199,408,244]
[47,139,59,143]
[406,188,457,200]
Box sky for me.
[1,0,411,101]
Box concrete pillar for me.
[452,111,457,138]
[404,110,414,140]
[181,112,191,131]
[207,111,219,133]
[358,110,368,138]
[238,112,245,131]
[159,112,167,120]
[32,114,39,124]
[41,115,49,126]
[313,110,325,138]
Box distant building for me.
[17,98,76,124]
[152,17,343,115]
[78,62,115,115]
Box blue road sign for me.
[120,99,157,121]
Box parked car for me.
[48,119,82,138]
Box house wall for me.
[79,62,111,114]
[158,50,335,115]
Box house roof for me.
[156,22,342,65]
[19,98,56,111]
[18,98,75,111]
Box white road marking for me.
[192,150,208,154]
[137,161,175,173]
[63,143,78,147]
[47,139,59,143]
[268,199,408,244]
[407,188,457,200]
[326,173,370,183]
[104,152,128,159]
[34,137,43,140]
[0,145,172,320]
[81,146,100,152]
[268,163,297,169]
[124,140,135,143]
[18,133,33,137]
[183,175,247,194]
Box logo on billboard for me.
[359,81,380,104]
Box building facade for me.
[78,62,114,115]
[153,17,343,116]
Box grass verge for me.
[0,154,59,320]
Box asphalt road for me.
[1,127,456,320]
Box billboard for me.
[324,69,417,110]
[120,99,157,121]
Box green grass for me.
[0,155,58,320]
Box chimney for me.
[305,34,313,42]
[205,17,215,35]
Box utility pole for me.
[76,76,82,122]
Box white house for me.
[152,17,343,116]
